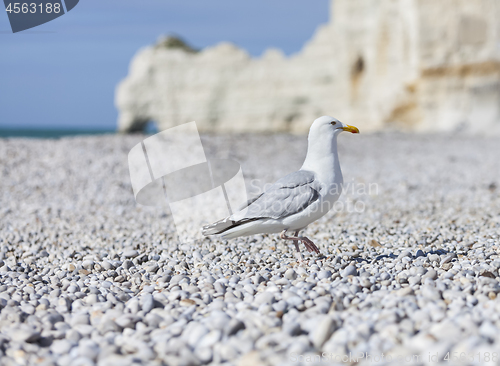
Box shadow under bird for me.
[202,116,359,258]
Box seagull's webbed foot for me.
[280,230,320,255]
[302,237,320,254]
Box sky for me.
[0,0,330,130]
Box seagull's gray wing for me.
[232,170,321,221]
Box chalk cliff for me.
[116,0,500,134]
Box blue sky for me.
[0,0,330,130]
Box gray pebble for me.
[226,318,245,336]
[10,327,41,343]
[310,315,337,348]
[51,339,74,354]
[342,265,358,277]
[122,260,134,270]
[285,269,297,280]
[140,293,154,313]
[318,270,332,280]
[254,292,275,305]
[123,250,139,259]
[81,260,94,270]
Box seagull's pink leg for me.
[291,231,304,262]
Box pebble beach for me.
[0,132,499,366]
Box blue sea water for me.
[0,128,116,139]
[0,121,158,138]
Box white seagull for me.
[202,116,359,256]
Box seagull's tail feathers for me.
[202,217,260,237]
[202,217,235,236]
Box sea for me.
[0,128,117,139]
[0,122,159,138]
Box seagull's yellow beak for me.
[343,125,360,134]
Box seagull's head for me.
[311,116,360,137]
[303,116,359,170]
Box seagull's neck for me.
[300,132,342,185]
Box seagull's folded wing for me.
[232,170,321,221]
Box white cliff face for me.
[116,0,500,134]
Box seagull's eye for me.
[330,121,336,125]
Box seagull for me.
[202,116,359,257]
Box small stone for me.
[146,262,159,273]
[185,323,209,347]
[122,260,134,270]
[10,328,41,343]
[214,281,226,294]
[71,313,90,326]
[428,254,440,262]
[102,261,115,270]
[310,315,337,348]
[67,285,78,293]
[479,321,498,341]
[408,276,421,286]
[98,319,121,333]
[81,260,94,270]
[86,294,98,304]
[116,314,139,329]
[140,293,154,313]
[369,239,382,247]
[199,330,222,348]
[441,263,453,270]
[66,329,82,342]
[195,347,213,363]
[219,343,239,361]
[46,312,64,324]
[206,311,230,330]
[480,270,496,278]
[254,292,275,305]
[285,269,297,280]
[318,270,332,280]
[145,313,163,328]
[380,272,391,281]
[0,265,10,273]
[226,318,245,336]
[123,250,139,259]
[78,340,99,361]
[283,321,301,336]
[421,286,441,301]
[398,250,412,259]
[342,265,358,277]
[286,296,304,308]
[20,304,35,315]
[114,275,125,283]
[423,268,437,280]
[51,339,74,354]
[116,292,130,302]
[441,254,455,264]
[397,287,414,297]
